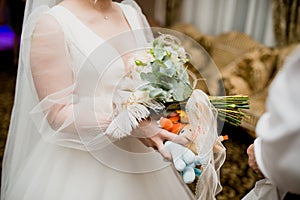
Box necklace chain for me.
[90,0,110,20]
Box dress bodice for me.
[45,3,144,115]
[47,3,143,56]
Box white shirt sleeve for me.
[254,45,300,194]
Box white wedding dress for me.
[1,2,194,200]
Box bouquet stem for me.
[209,95,250,126]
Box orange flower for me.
[159,117,173,131]
[170,122,186,134]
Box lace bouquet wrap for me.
[105,34,249,199]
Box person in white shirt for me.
[243,45,300,200]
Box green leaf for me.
[138,84,154,91]
[156,80,172,90]
[171,80,193,101]
[151,60,165,73]
[160,67,176,77]
[152,38,159,48]
[140,72,156,83]
[163,59,175,68]
[149,88,167,99]
[135,60,146,66]
[153,48,165,60]
[178,69,190,84]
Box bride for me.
[1,0,198,199]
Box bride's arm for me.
[30,14,74,130]
[29,14,111,150]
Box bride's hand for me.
[131,118,190,160]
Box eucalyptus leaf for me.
[153,48,165,60]
[151,60,165,73]
[160,67,176,77]
[171,80,193,101]
[178,67,190,83]
[138,84,154,91]
[156,80,172,90]
[152,38,159,48]
[149,88,167,99]
[164,59,174,68]
[140,72,156,83]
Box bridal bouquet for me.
[134,34,249,126]
[106,34,249,139]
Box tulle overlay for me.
[1,1,225,200]
[186,90,226,199]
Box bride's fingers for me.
[160,130,190,145]
[173,135,191,145]
[156,141,172,161]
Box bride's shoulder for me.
[117,1,143,13]
[117,1,147,28]
[33,10,63,36]
[34,2,74,34]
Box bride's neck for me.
[92,0,113,10]
[62,0,114,13]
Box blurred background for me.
[0,0,299,199]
